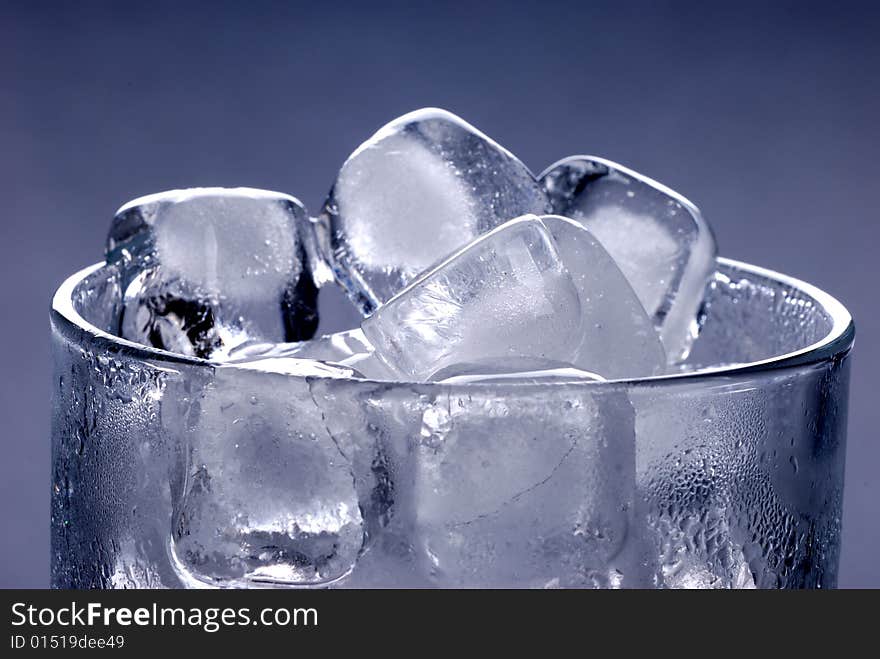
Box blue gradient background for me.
[1,0,877,587]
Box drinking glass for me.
[50,257,853,588]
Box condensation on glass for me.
[50,258,853,588]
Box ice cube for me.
[540,214,666,377]
[361,216,584,381]
[430,357,605,385]
[540,156,717,361]
[226,328,371,364]
[412,388,648,587]
[227,328,395,380]
[120,268,225,358]
[362,215,666,382]
[107,187,319,359]
[170,359,362,587]
[318,108,551,313]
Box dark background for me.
[2,0,877,588]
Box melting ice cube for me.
[107,187,319,359]
[361,216,583,381]
[226,328,395,380]
[362,215,665,382]
[541,214,666,377]
[318,108,551,313]
[540,156,717,361]
[412,388,648,587]
[170,359,362,587]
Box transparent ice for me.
[429,357,605,384]
[107,187,319,359]
[220,356,363,379]
[170,359,362,587]
[227,328,394,380]
[410,388,650,587]
[541,214,666,377]
[120,268,226,358]
[362,216,582,381]
[540,156,717,361]
[362,215,665,381]
[318,108,551,313]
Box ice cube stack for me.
[102,108,720,588]
[106,108,717,382]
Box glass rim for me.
[51,257,855,388]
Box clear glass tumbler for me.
[50,257,854,588]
